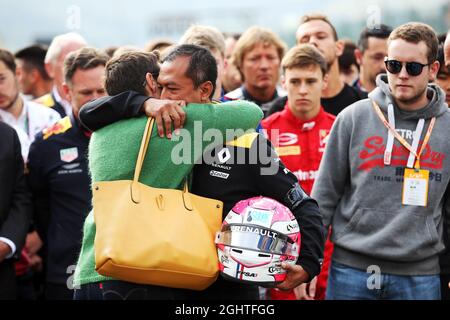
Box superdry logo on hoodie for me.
[358,135,445,171]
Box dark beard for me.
[1,91,20,111]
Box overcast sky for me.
[1,0,448,51]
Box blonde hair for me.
[388,22,438,64]
[282,44,328,76]
[299,13,338,40]
[144,38,174,56]
[232,26,287,79]
[179,25,225,58]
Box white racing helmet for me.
[215,196,301,287]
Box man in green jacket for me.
[73,46,264,299]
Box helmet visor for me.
[216,224,298,256]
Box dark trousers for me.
[74,281,185,300]
[73,282,102,300]
[441,273,450,300]
[0,259,17,300]
[184,277,260,300]
[16,270,36,300]
[74,278,259,300]
[45,282,74,300]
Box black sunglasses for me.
[384,58,431,77]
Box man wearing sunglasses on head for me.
[312,22,450,300]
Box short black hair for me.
[163,44,217,100]
[358,24,393,52]
[437,44,444,68]
[339,40,359,72]
[437,34,445,72]
[438,33,447,44]
[15,44,51,80]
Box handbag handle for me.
[133,117,154,184]
[131,117,191,205]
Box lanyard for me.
[385,103,424,168]
[372,100,435,170]
[384,103,396,165]
[21,102,32,140]
[24,108,30,137]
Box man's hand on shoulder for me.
[143,98,186,138]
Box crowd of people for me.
[1,11,450,301]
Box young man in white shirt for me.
[0,49,60,162]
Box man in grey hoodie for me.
[312,22,450,300]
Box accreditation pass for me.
[402,168,429,207]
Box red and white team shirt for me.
[262,103,335,195]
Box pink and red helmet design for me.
[215,196,301,287]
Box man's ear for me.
[223,58,229,70]
[429,61,440,82]
[281,74,287,90]
[45,62,54,79]
[29,69,40,83]
[62,82,72,103]
[335,40,345,58]
[144,72,158,96]
[199,81,214,102]
[354,49,363,66]
[322,73,329,91]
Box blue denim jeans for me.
[326,261,441,300]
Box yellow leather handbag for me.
[93,117,223,290]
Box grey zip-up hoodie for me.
[312,74,450,275]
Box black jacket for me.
[440,183,450,274]
[27,115,91,285]
[0,122,31,255]
[0,122,32,298]
[265,96,288,118]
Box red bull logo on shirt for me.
[43,117,72,140]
